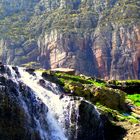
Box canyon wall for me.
[0,0,140,79]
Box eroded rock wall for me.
[0,0,140,79]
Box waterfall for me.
[18,68,81,140]
[1,66,104,140]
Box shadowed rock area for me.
[0,68,48,140]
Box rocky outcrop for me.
[107,80,140,94]
[78,100,104,140]
[0,65,48,140]
[0,0,140,79]
[94,87,126,110]
[0,39,39,65]
[50,68,75,75]
[67,82,126,109]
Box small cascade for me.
[8,65,19,84]
[0,65,104,140]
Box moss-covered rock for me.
[94,88,126,110]
[42,71,60,84]
[50,68,75,75]
[43,71,126,110]
[107,80,140,94]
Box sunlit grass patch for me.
[127,94,140,107]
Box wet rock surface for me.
[78,101,104,140]
[25,68,35,75]
[0,65,48,140]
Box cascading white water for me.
[6,66,49,139]
[6,66,104,140]
[17,68,83,140]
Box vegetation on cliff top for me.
[0,0,139,42]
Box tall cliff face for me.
[0,0,140,79]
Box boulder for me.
[0,65,5,73]
[0,76,6,85]
[12,66,20,77]
[42,72,59,83]
[25,68,35,76]
[94,87,126,110]
[50,68,75,75]
[64,82,84,96]
[38,79,45,87]
[78,100,104,140]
